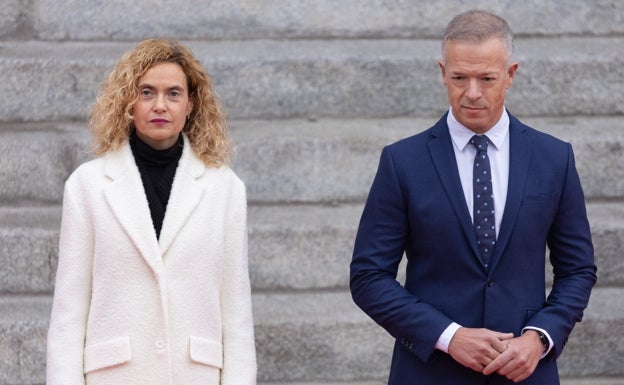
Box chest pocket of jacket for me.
[522,173,560,207]
[84,336,132,374]
[189,336,223,369]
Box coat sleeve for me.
[350,146,454,363]
[220,176,257,384]
[47,177,94,385]
[528,143,597,358]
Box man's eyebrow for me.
[450,70,498,76]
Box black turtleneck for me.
[129,130,183,239]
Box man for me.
[350,10,597,384]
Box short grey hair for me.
[442,10,514,63]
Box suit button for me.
[155,339,165,349]
[487,280,495,287]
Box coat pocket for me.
[189,336,223,369]
[83,336,132,374]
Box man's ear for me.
[438,60,448,86]
[506,62,519,88]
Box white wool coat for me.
[47,136,257,385]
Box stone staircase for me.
[1,1,624,384]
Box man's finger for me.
[491,337,512,354]
[483,352,512,375]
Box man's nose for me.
[465,79,482,100]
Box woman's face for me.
[132,62,193,150]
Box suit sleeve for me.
[528,143,597,359]
[47,178,94,385]
[350,146,454,363]
[220,177,257,384]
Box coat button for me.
[487,280,495,287]
[155,339,165,349]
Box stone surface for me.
[3,201,621,294]
[0,127,76,203]
[558,288,624,377]
[1,38,623,122]
[0,0,24,38]
[248,204,360,290]
[585,204,624,287]
[232,116,624,203]
[0,297,50,385]
[1,1,622,384]
[2,288,622,383]
[3,117,619,204]
[561,379,624,385]
[31,0,624,40]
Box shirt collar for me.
[447,107,509,151]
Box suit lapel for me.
[158,135,206,257]
[103,143,164,276]
[427,119,482,263]
[489,116,533,272]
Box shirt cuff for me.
[435,322,462,353]
[523,326,554,358]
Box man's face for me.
[439,38,518,134]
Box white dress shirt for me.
[434,108,553,357]
[448,107,510,239]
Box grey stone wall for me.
[1,1,623,384]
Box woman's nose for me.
[152,94,167,111]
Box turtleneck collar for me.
[130,130,184,167]
[129,129,184,240]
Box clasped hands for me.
[448,327,545,383]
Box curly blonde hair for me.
[90,39,231,167]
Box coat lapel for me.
[158,135,207,257]
[489,116,533,272]
[103,143,164,276]
[427,119,482,263]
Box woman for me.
[46,39,256,385]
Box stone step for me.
[561,380,624,385]
[4,0,622,41]
[1,116,623,204]
[0,206,59,294]
[0,124,86,204]
[1,201,622,294]
[259,381,624,385]
[1,37,623,122]
[258,382,384,385]
[233,116,624,202]
[1,287,622,384]
[0,295,50,385]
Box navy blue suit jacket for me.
[350,113,597,384]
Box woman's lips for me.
[150,119,170,125]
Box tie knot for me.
[470,135,489,152]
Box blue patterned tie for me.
[470,135,496,267]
